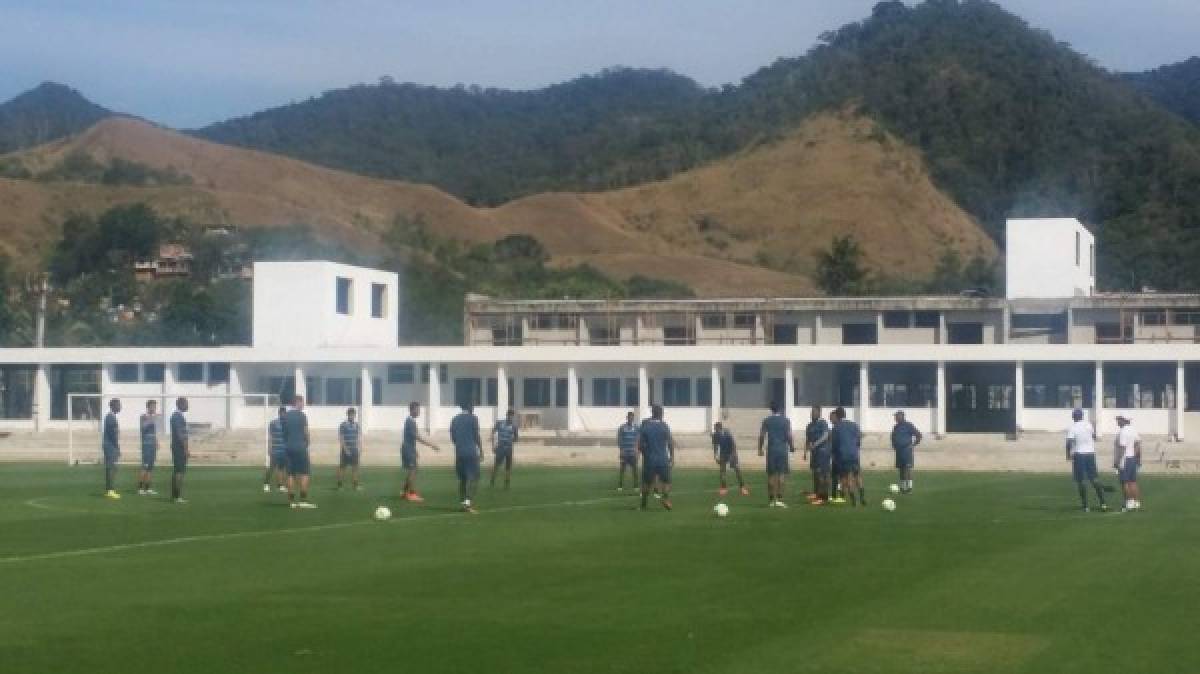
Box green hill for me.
[1125,57,1200,126]
[0,82,113,154]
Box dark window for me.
[701,314,727,329]
[868,365,937,407]
[177,363,205,383]
[523,378,552,407]
[625,378,640,406]
[1141,311,1166,326]
[50,365,100,421]
[589,327,618,346]
[555,378,569,408]
[842,323,878,345]
[454,379,482,408]
[1095,323,1129,343]
[0,366,35,419]
[697,377,712,407]
[388,364,415,384]
[112,364,139,383]
[771,324,798,344]
[325,378,358,406]
[336,277,353,315]
[1011,313,1067,331]
[663,326,694,345]
[209,363,230,384]
[883,311,911,329]
[420,364,447,383]
[947,323,984,344]
[486,378,498,406]
[371,378,383,405]
[662,378,691,406]
[371,283,387,318]
[732,363,762,384]
[1172,312,1200,326]
[733,313,756,329]
[914,311,940,328]
[143,364,165,383]
[593,378,621,406]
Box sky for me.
[1,0,1198,129]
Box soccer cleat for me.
[739,486,750,496]
[830,497,846,505]
[1082,506,1091,512]
[289,502,299,509]
[354,485,364,491]
[173,498,188,504]
[277,485,288,493]
[104,490,121,500]
[145,489,157,496]
[718,487,728,496]
[776,501,788,509]
[297,501,318,509]
[617,486,624,493]
[405,492,425,503]
[1100,503,1109,512]
[653,492,663,500]
[262,484,271,493]
[810,498,826,506]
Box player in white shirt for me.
[1065,408,1108,512]
[1113,415,1142,512]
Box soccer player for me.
[401,402,440,502]
[1113,415,1142,512]
[102,398,121,499]
[1066,408,1107,512]
[137,400,159,496]
[831,407,866,506]
[450,402,484,513]
[262,406,288,492]
[616,411,639,492]
[638,404,675,510]
[891,410,922,494]
[169,398,191,504]
[490,408,519,488]
[711,421,748,496]
[828,409,845,504]
[284,395,317,509]
[757,401,794,508]
[336,407,362,490]
[804,405,831,505]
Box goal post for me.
[67,392,276,466]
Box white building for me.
[1,221,1198,441]
[1006,218,1095,299]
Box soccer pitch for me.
[2,465,1197,674]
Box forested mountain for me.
[1125,57,1200,126]
[0,82,113,153]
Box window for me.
[1141,311,1166,326]
[523,378,552,407]
[50,365,100,421]
[732,363,762,384]
[663,326,694,345]
[388,364,414,384]
[371,378,382,405]
[883,311,911,329]
[112,364,139,383]
[771,324,798,344]
[370,283,387,318]
[842,323,878,345]
[420,364,447,383]
[733,313,756,329]
[0,367,35,420]
[325,378,358,406]
[701,313,727,329]
[1075,231,1081,267]
[177,363,205,383]
[1095,323,1130,343]
[209,363,230,384]
[914,311,940,328]
[336,277,353,315]
[143,364,165,383]
[697,377,712,407]
[531,313,577,330]
[1023,365,1094,408]
[454,378,482,408]
[1172,312,1200,326]
[593,378,622,406]
[947,323,984,344]
[555,378,569,408]
[662,378,692,406]
[625,378,640,406]
[589,327,618,346]
[1011,313,1067,331]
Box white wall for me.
[252,261,398,349]
[1006,218,1096,299]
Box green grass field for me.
[1,464,1198,673]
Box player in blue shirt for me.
[450,403,484,513]
[169,398,190,504]
[401,402,441,502]
[638,404,676,510]
[490,408,519,489]
[262,406,289,493]
[890,411,922,494]
[831,407,866,507]
[804,405,831,505]
[336,407,363,491]
[712,421,748,496]
[616,411,639,492]
[137,400,159,496]
[758,401,795,508]
[102,398,122,499]
[283,395,316,509]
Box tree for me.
[815,235,868,296]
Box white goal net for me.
[67,393,276,466]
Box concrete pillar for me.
[1014,360,1024,433]
[566,364,579,432]
[813,313,822,345]
[858,361,870,429]
[695,314,705,345]
[1065,307,1074,344]
[876,312,885,343]
[293,365,306,402]
[427,363,440,433]
[938,312,947,345]
[635,315,644,345]
[784,362,795,424]
[100,364,113,416]
[710,363,721,427]
[1001,305,1011,344]
[34,364,50,432]
[577,316,588,346]
[1093,361,1103,433]
[227,365,242,429]
[1176,361,1186,442]
[638,364,649,421]
[936,361,947,437]
[496,364,509,417]
[360,365,372,435]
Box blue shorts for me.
[286,448,311,476]
[339,450,360,468]
[455,456,480,482]
[766,451,790,476]
[141,448,157,470]
[810,450,831,474]
[894,447,914,469]
[838,458,861,477]
[171,446,188,474]
[103,446,119,466]
[270,451,288,469]
[642,461,671,486]
[1118,457,1139,483]
[619,452,637,468]
[494,445,513,467]
[1072,453,1098,482]
[401,449,418,470]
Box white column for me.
[936,361,947,437]
[1014,361,1024,433]
[813,313,822,345]
[100,364,113,413]
[293,365,306,403]
[227,365,242,429]
[938,312,947,344]
[710,364,721,427]
[34,364,50,432]
[496,364,509,416]
[1093,361,1103,433]
[566,365,579,432]
[638,364,649,420]
[876,312,884,342]
[360,365,372,435]
[427,363,440,433]
[784,362,795,424]
[1176,361,1186,442]
[858,361,869,429]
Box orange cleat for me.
[739,486,750,496]
[405,492,425,503]
[718,487,729,496]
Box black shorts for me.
[339,450,360,468]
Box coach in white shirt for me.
[1114,415,1142,512]
[1066,408,1109,512]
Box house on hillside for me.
[134,243,194,281]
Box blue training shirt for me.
[449,411,480,458]
[833,419,862,460]
[639,418,673,464]
[617,422,639,455]
[339,420,360,453]
[806,418,830,452]
[402,416,418,453]
[712,429,736,456]
[268,418,286,454]
[102,413,119,452]
[170,410,188,451]
[493,419,518,449]
[140,414,157,452]
[761,414,792,454]
[283,409,308,451]
[891,420,919,451]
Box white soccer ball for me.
[374,506,392,521]
[881,498,897,512]
[888,484,901,494]
[713,503,730,518]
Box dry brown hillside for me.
[0,113,994,295]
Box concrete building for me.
[2,219,1199,444]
